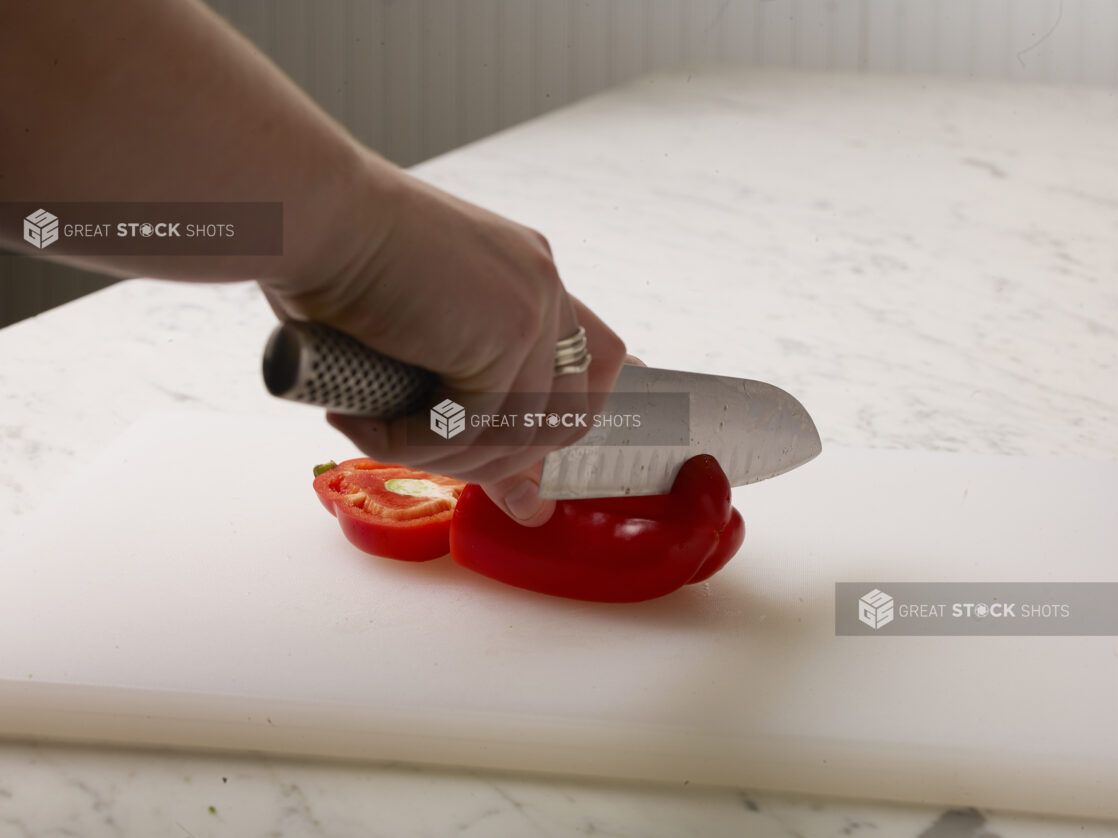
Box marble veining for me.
[4,741,1118,837]
[2,68,1117,835]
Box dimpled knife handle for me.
[262,322,436,418]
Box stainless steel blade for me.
[538,365,821,499]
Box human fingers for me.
[478,462,556,527]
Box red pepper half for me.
[450,454,745,602]
[313,459,465,561]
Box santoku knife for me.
[262,322,821,499]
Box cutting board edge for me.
[1,679,1114,821]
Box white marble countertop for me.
[2,68,1116,836]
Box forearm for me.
[0,0,396,289]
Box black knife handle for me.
[262,322,436,418]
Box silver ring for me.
[554,326,591,376]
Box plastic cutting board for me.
[2,410,1116,818]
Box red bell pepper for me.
[312,459,465,561]
[450,454,745,602]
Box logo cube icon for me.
[23,208,59,249]
[430,398,466,440]
[858,588,894,629]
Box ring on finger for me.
[554,326,591,376]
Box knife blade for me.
[537,364,821,499]
[262,322,821,498]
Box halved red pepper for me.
[312,459,465,561]
[449,454,745,602]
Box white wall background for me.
[205,0,1118,167]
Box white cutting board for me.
[2,410,1116,818]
